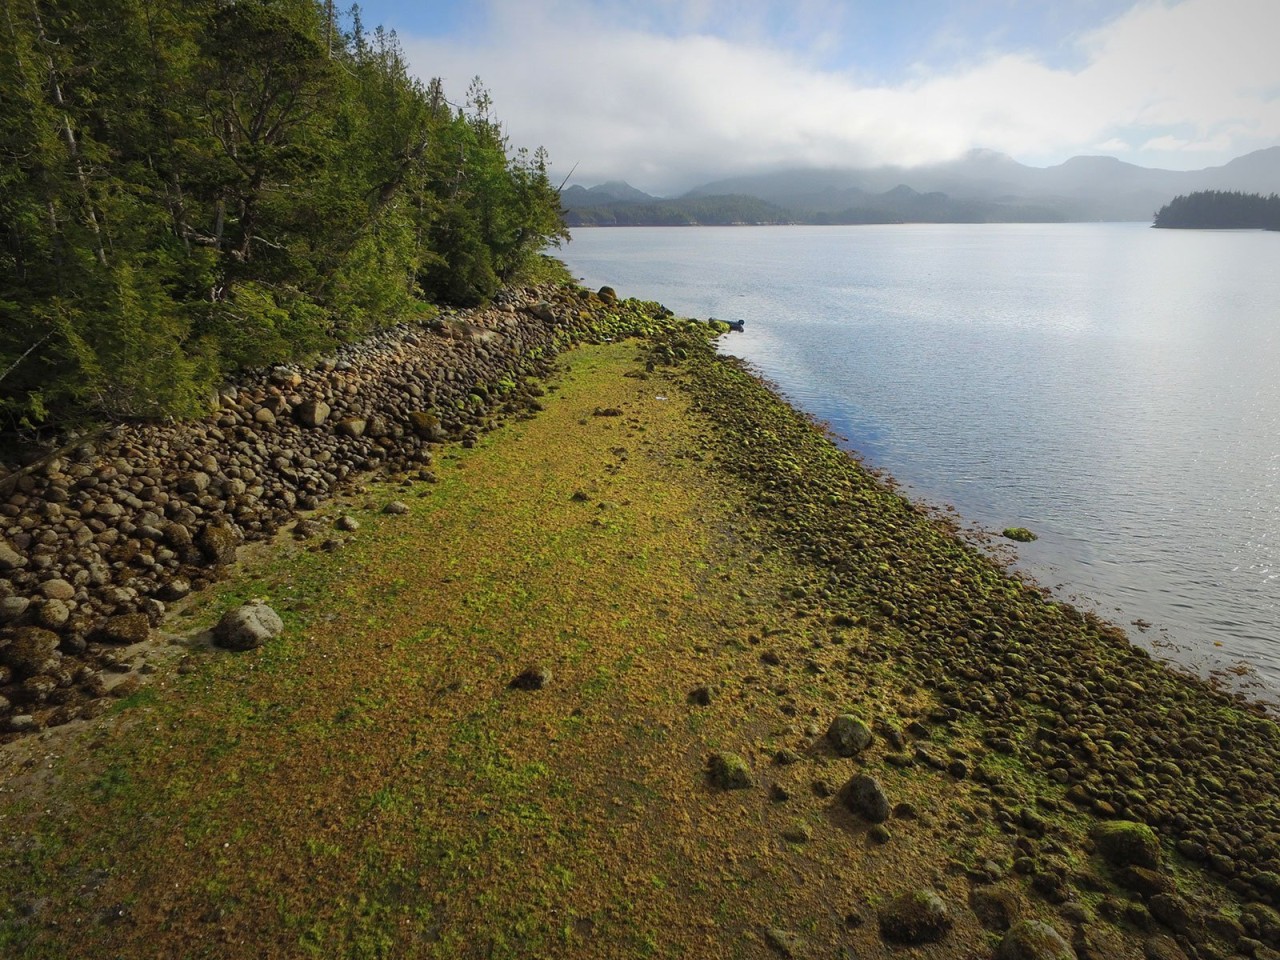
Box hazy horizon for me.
[351,0,1279,195]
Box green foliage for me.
[1153,190,1280,229]
[0,0,568,438]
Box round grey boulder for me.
[214,600,284,651]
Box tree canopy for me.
[0,0,567,438]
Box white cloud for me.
[398,0,1280,193]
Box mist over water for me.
[560,222,1280,701]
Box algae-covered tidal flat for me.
[1,296,1278,959]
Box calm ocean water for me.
[560,223,1280,701]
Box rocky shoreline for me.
[0,284,657,736]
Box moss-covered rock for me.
[1002,527,1038,543]
[826,714,872,756]
[707,752,752,790]
[1093,821,1162,869]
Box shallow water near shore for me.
[561,222,1280,700]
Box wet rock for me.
[996,920,1076,960]
[1093,821,1162,869]
[213,600,283,651]
[841,773,890,823]
[826,714,872,756]
[1003,527,1038,543]
[509,665,550,690]
[707,752,752,790]
[878,889,952,944]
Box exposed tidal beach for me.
[0,285,1278,959]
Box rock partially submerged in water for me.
[1002,527,1038,542]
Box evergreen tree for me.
[0,0,568,441]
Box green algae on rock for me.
[1002,527,1038,542]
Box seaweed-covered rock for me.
[2,627,60,678]
[196,523,240,566]
[97,613,150,645]
[878,889,952,944]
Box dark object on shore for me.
[510,665,551,691]
[725,319,745,332]
[1003,527,1037,543]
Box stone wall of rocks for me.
[0,284,611,736]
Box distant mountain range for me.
[560,147,1280,226]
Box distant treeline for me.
[564,191,1067,227]
[565,195,792,226]
[0,0,566,435]
[1153,191,1280,230]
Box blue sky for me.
[351,0,1280,193]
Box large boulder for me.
[196,523,240,566]
[1093,821,1162,869]
[213,600,283,651]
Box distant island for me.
[1152,190,1280,230]
[561,147,1280,226]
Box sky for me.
[351,0,1280,195]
